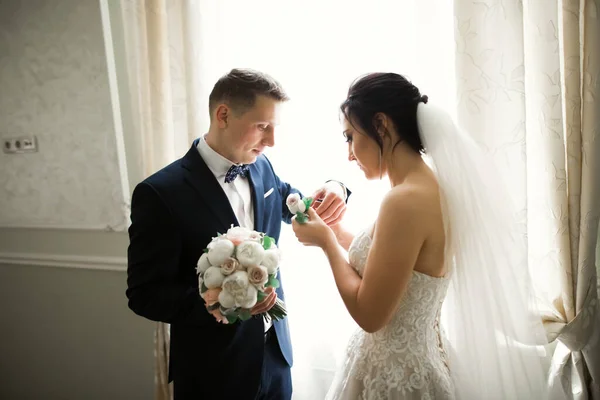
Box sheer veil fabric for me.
[417,103,552,399]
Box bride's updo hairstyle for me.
[340,73,428,155]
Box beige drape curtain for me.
[120,0,208,398]
[453,1,600,398]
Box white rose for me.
[220,257,240,275]
[226,226,253,237]
[226,226,253,245]
[218,289,236,309]
[206,235,223,249]
[236,284,258,309]
[207,239,235,266]
[248,231,263,242]
[247,265,269,287]
[222,271,250,298]
[203,266,225,289]
[196,252,212,275]
[261,249,280,274]
[286,193,306,214]
[236,241,265,267]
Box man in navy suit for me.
[126,69,349,399]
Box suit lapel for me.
[248,163,264,233]
[181,141,239,232]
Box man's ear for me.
[215,104,230,128]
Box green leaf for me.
[225,314,238,324]
[262,236,274,250]
[257,290,267,302]
[203,248,209,254]
[200,282,209,293]
[206,303,220,311]
[268,277,280,289]
[303,197,314,209]
[265,274,275,288]
[239,309,252,321]
[296,212,308,224]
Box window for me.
[194,1,455,396]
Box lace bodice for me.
[327,230,455,400]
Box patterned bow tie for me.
[224,164,250,183]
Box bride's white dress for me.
[326,230,455,400]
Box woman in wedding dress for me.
[292,73,551,399]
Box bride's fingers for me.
[332,209,347,225]
[312,198,323,210]
[318,196,346,223]
[323,204,345,225]
[314,192,336,218]
[306,207,322,222]
[311,189,326,210]
[291,218,302,232]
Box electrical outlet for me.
[2,136,38,154]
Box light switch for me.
[2,136,38,154]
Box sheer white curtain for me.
[193,1,455,398]
[453,1,600,398]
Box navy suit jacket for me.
[126,140,301,397]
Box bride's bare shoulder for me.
[381,181,439,215]
[371,183,441,253]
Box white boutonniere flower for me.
[286,193,305,214]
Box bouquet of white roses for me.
[286,193,314,224]
[196,226,286,324]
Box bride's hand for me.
[292,207,336,249]
[311,182,347,226]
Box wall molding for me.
[0,252,127,272]
[0,220,131,231]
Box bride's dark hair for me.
[340,73,428,154]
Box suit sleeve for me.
[126,182,211,326]
[260,157,301,224]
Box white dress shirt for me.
[197,136,272,331]
[197,136,254,229]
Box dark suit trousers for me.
[173,329,291,400]
[256,329,292,400]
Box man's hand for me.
[312,181,347,226]
[251,287,277,315]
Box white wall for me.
[0,0,128,230]
[0,0,154,398]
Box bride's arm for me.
[330,224,355,251]
[321,188,425,333]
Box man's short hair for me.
[208,68,289,117]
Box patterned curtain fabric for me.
[453,1,600,398]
